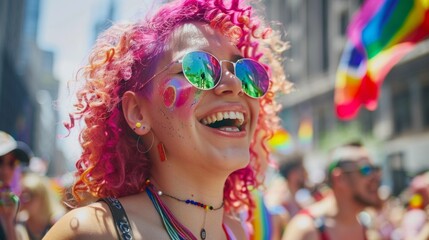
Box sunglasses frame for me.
[139,50,270,98]
[341,163,381,177]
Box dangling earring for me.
[136,131,154,153]
[157,142,167,162]
[133,122,142,131]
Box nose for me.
[213,62,243,97]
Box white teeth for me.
[216,112,223,121]
[219,127,240,132]
[200,111,245,126]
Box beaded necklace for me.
[145,179,228,240]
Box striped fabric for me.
[335,0,429,120]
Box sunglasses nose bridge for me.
[219,60,236,75]
[214,60,243,96]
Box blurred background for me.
[1,0,428,197]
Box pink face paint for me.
[164,86,176,108]
[162,78,192,109]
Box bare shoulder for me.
[282,213,319,240]
[43,201,116,240]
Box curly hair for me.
[66,0,291,219]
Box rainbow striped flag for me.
[335,0,429,120]
[267,128,294,155]
[250,190,273,240]
[298,118,313,148]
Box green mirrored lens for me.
[182,52,221,89]
[360,165,372,176]
[235,59,269,98]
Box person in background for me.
[44,0,291,239]
[278,153,312,218]
[0,131,32,240]
[400,170,429,240]
[282,141,382,240]
[16,173,66,240]
[266,153,314,239]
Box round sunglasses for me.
[141,51,270,98]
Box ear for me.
[331,168,344,187]
[122,91,151,135]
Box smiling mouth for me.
[200,111,245,132]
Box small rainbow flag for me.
[335,0,429,120]
[267,128,294,155]
[298,118,313,148]
[250,190,273,240]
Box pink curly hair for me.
[66,0,291,219]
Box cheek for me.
[161,78,202,113]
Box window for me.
[359,108,375,134]
[340,10,349,36]
[392,85,411,134]
[422,81,429,127]
[387,152,408,196]
[322,0,329,72]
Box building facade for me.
[263,0,429,195]
[0,0,60,175]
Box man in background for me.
[282,142,382,240]
[278,153,311,218]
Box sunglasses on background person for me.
[329,160,381,177]
[141,50,270,98]
[341,164,381,177]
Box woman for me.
[44,0,290,239]
[16,173,66,240]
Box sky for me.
[37,0,157,163]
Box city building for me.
[0,0,60,175]
[263,0,429,195]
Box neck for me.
[145,179,227,239]
[151,156,230,207]
[333,193,363,223]
[287,182,299,196]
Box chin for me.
[217,152,250,172]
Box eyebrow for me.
[231,53,243,62]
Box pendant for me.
[200,228,206,240]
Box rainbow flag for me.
[298,118,313,148]
[250,190,273,240]
[267,128,294,155]
[335,0,429,120]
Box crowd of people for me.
[1,0,429,239]
[260,142,429,240]
[0,131,66,240]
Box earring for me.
[157,142,167,162]
[136,131,154,153]
[133,122,145,131]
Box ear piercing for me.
[133,122,144,131]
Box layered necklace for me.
[145,179,227,240]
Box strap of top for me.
[222,223,236,240]
[99,197,134,240]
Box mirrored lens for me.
[182,52,221,89]
[359,165,380,176]
[235,59,269,98]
